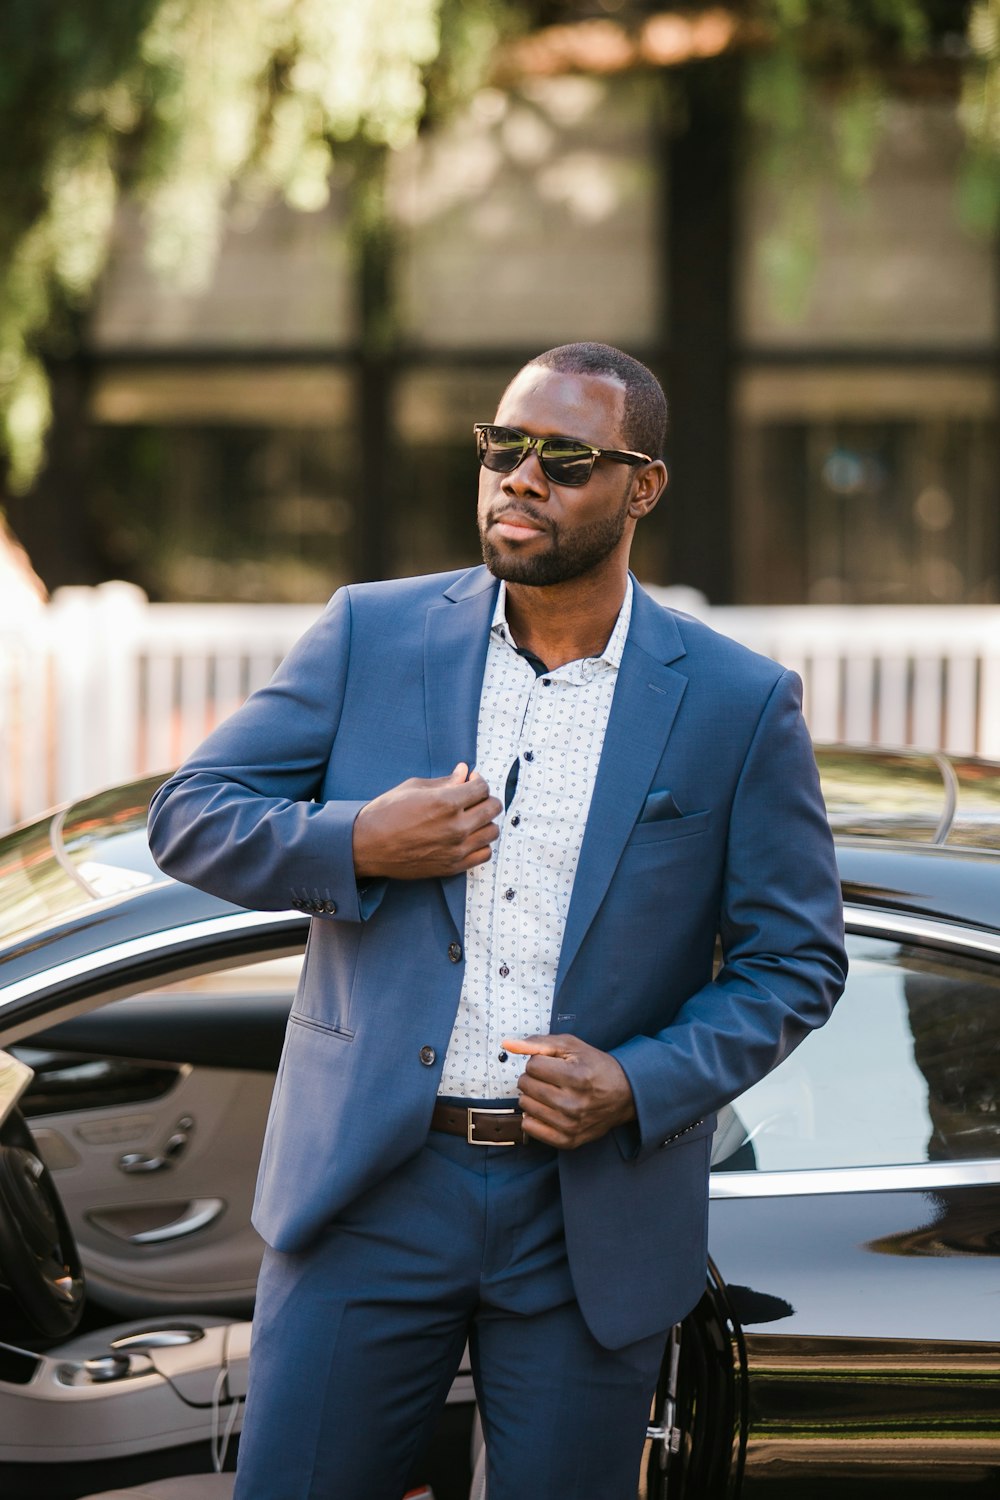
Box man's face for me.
[477,366,638,587]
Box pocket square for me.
[639,788,684,823]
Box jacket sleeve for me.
[147,586,385,923]
[611,669,848,1161]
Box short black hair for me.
[523,342,667,460]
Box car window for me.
[815,748,947,843]
[13,949,307,1109]
[139,954,305,1000]
[713,932,1000,1172]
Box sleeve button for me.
[448,942,463,963]
[419,1045,437,1066]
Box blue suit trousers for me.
[234,1128,666,1500]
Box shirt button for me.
[504,888,516,902]
[448,942,463,963]
[419,1045,436,1066]
[510,815,521,828]
[523,750,534,762]
[499,964,510,977]
[542,678,551,686]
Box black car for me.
[0,747,998,1499]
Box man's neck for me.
[502,568,629,670]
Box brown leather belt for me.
[431,1102,529,1147]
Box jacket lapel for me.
[424,567,499,935]
[554,584,689,998]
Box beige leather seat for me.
[82,1477,235,1499]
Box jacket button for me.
[448,942,462,963]
[419,1045,436,1066]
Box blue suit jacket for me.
[147,567,846,1348]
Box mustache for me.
[486,505,552,531]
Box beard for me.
[479,491,632,587]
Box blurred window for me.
[733,370,999,603]
[91,194,354,352]
[734,94,1000,605]
[715,933,1000,1172]
[89,384,356,602]
[393,76,659,350]
[739,101,997,351]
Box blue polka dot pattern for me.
[439,579,633,1099]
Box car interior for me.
[0,950,480,1500]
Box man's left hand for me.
[502,1034,636,1149]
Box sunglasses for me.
[474,423,652,487]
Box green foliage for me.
[1,0,998,488]
[0,0,159,487]
[745,0,965,322]
[959,0,1000,229]
[0,0,515,493]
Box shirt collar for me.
[490,577,633,678]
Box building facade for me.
[10,61,999,607]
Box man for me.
[147,342,846,1500]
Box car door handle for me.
[127,1198,225,1244]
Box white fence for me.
[2,580,1000,829]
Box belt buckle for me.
[467,1106,517,1146]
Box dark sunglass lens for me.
[481,426,527,473]
[540,440,595,485]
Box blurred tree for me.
[0,0,519,496]
[0,0,996,496]
[745,1,998,319]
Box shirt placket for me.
[465,652,523,1094]
[485,659,550,1094]
[491,660,582,1093]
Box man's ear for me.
[628,460,668,520]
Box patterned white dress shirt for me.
[439,578,634,1100]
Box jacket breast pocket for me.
[288,1011,356,1042]
[626,808,711,846]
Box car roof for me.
[0,748,998,995]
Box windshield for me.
[0,778,167,951]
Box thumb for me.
[449,762,471,783]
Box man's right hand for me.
[352,763,502,880]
